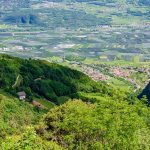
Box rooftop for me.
[17,91,26,97]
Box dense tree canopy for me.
[36,100,150,150]
[0,54,124,104]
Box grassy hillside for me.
[0,92,44,143]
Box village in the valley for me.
[69,62,150,90]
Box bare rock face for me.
[138,82,150,102]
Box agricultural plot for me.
[0,0,150,88]
[0,26,150,61]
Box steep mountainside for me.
[0,54,117,104]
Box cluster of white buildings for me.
[80,65,109,81]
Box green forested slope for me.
[0,54,122,104]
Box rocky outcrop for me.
[138,82,150,101]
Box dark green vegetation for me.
[0,54,116,105]
[0,55,150,149]
[139,82,150,102]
